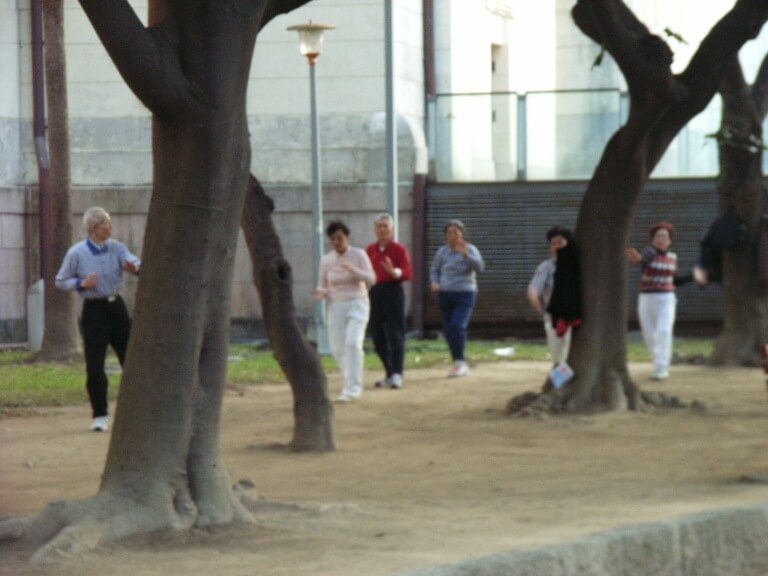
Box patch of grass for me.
[0,337,715,410]
[1,360,90,411]
[0,351,121,414]
[0,349,31,365]
[671,337,715,358]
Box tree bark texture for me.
[241,176,335,452]
[711,56,768,366]
[564,0,768,412]
[38,0,79,361]
[0,0,313,561]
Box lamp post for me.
[288,21,334,355]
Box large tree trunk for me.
[0,0,313,561]
[711,57,768,366]
[560,0,768,412]
[38,0,78,361]
[565,137,646,411]
[241,176,335,452]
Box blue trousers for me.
[438,291,476,362]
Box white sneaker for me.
[447,363,469,378]
[91,416,109,432]
[336,391,362,402]
[389,374,403,389]
[374,377,392,389]
[650,370,669,381]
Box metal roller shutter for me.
[424,179,724,331]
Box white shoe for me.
[374,377,392,389]
[447,363,469,378]
[91,416,109,432]
[389,374,403,389]
[650,370,669,381]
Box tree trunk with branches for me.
[241,176,335,452]
[510,0,768,416]
[566,0,768,412]
[38,0,79,361]
[0,0,313,561]
[710,55,768,366]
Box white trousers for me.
[543,313,571,365]
[638,292,677,373]
[327,298,370,398]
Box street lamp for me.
[288,21,334,355]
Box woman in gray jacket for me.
[430,220,485,377]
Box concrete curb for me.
[394,503,768,576]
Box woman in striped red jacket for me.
[627,221,678,381]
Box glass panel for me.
[434,93,518,182]
[429,90,741,182]
[652,95,721,178]
[526,90,621,180]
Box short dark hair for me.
[326,220,350,237]
[546,225,572,242]
[443,219,465,234]
[649,221,675,239]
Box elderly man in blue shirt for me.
[56,206,141,432]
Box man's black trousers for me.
[81,296,131,417]
[369,282,406,378]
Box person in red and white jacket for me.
[365,213,413,389]
[627,221,678,381]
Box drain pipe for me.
[31,0,51,282]
[410,0,436,336]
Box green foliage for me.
[0,337,715,412]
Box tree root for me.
[506,383,572,419]
[0,484,254,564]
[507,377,706,418]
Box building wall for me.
[0,0,23,187]
[1,0,427,343]
[7,1,764,343]
[0,187,31,342]
[433,0,518,181]
[1,2,27,342]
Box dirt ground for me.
[3,360,768,576]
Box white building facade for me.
[1,0,766,342]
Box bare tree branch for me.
[262,0,314,28]
[79,0,194,121]
[645,0,768,172]
[572,0,676,100]
[677,0,768,115]
[720,55,751,113]
[752,51,768,120]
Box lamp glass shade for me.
[287,22,335,61]
[297,29,325,57]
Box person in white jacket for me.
[314,220,375,402]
